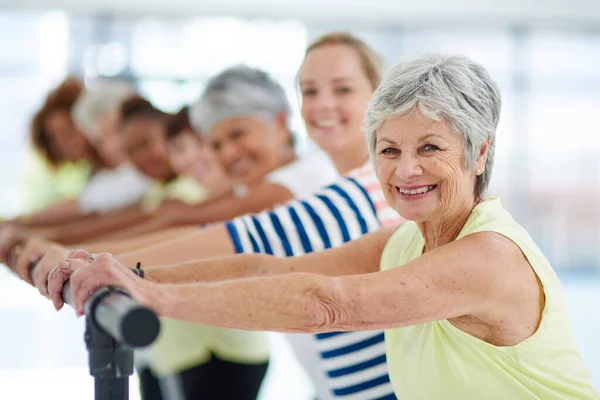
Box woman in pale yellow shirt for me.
[50,55,599,399]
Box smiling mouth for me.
[228,159,254,177]
[313,118,345,129]
[397,185,437,195]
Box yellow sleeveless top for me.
[140,175,208,212]
[140,176,270,376]
[22,151,91,212]
[380,198,599,400]
[148,320,270,376]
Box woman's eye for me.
[301,89,317,97]
[422,144,440,152]
[335,87,352,94]
[380,147,398,155]
[139,138,150,149]
[229,129,244,140]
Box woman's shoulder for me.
[266,151,339,198]
[380,221,422,271]
[269,150,337,178]
[462,198,557,285]
[460,198,522,237]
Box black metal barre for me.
[29,262,161,400]
[31,262,161,348]
[63,283,160,348]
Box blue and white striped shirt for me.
[225,164,403,400]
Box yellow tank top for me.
[21,150,91,213]
[140,176,270,376]
[380,198,599,400]
[141,175,208,212]
[147,319,270,376]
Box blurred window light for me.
[83,41,128,78]
[0,11,70,218]
[130,17,307,79]
[400,28,514,76]
[528,31,600,77]
[137,80,201,113]
[37,10,69,88]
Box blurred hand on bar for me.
[47,251,154,316]
[0,224,31,268]
[13,238,69,292]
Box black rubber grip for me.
[31,262,160,347]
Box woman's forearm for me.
[154,272,341,333]
[17,199,85,227]
[139,226,394,283]
[82,226,197,255]
[145,253,271,284]
[116,223,235,267]
[42,206,153,244]
[90,212,180,241]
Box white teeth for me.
[398,185,435,195]
[315,119,339,128]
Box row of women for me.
[1,31,598,400]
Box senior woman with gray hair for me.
[48,54,599,399]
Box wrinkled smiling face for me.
[375,110,485,223]
[207,114,290,186]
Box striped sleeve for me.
[225,176,381,256]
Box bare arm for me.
[82,226,197,254]
[101,182,294,240]
[144,227,396,283]
[15,199,87,227]
[32,205,154,244]
[152,231,528,333]
[56,231,536,337]
[115,223,236,267]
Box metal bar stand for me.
[78,286,160,400]
[27,260,160,400]
[85,314,134,400]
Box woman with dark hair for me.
[30,77,99,169]
[23,77,100,213]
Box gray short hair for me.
[189,66,291,135]
[365,54,501,198]
[72,80,137,143]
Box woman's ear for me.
[274,111,292,143]
[476,138,491,174]
[275,111,287,130]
